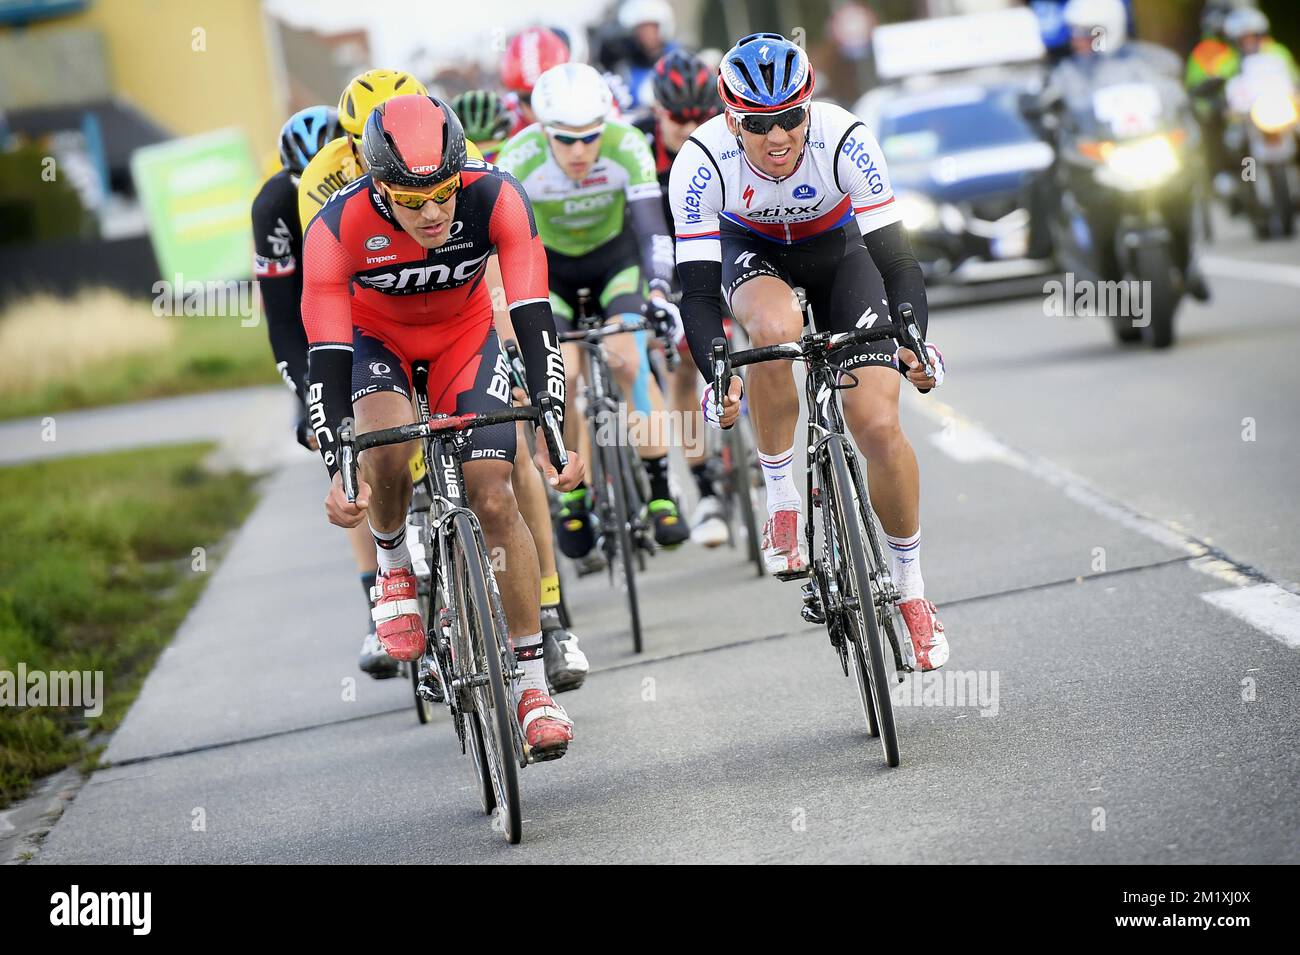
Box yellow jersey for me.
[298,137,484,230]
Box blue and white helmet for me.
[717,33,815,112]
[278,105,342,177]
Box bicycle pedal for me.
[774,566,811,581]
[525,742,568,764]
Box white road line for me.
[913,395,1299,647]
[1201,584,1300,649]
[1201,255,1300,288]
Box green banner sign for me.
[131,128,258,283]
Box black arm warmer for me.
[304,346,353,478]
[862,220,929,337]
[259,274,310,407]
[508,299,566,434]
[626,194,676,294]
[678,258,726,383]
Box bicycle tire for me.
[603,441,644,653]
[825,440,900,767]
[727,420,764,577]
[452,513,523,842]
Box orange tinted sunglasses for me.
[380,174,461,209]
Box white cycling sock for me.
[759,444,801,516]
[514,632,548,695]
[885,528,924,601]
[371,523,412,574]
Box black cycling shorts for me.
[350,322,517,463]
[720,223,898,371]
[546,227,645,331]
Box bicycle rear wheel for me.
[602,441,644,653]
[824,440,899,767]
[452,513,523,842]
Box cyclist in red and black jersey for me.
[301,94,583,757]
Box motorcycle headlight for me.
[898,192,940,233]
[1096,135,1181,191]
[1251,92,1299,134]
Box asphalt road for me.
[31,217,1300,864]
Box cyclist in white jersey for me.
[668,33,950,670]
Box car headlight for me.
[1251,92,1299,134]
[1095,135,1181,191]
[898,193,940,232]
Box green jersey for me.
[494,120,663,258]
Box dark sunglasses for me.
[549,128,603,146]
[736,105,807,135]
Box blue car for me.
[854,78,1057,283]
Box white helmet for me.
[1063,0,1128,51]
[1224,7,1269,40]
[618,0,675,36]
[532,63,614,128]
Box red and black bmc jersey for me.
[300,158,565,475]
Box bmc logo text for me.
[357,250,491,292]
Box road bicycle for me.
[712,300,934,767]
[338,372,568,843]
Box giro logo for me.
[365,235,390,251]
[369,361,390,376]
[409,164,440,175]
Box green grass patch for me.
[0,444,260,808]
[0,290,280,421]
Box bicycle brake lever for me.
[339,421,358,503]
[897,303,935,381]
[536,394,569,471]
[710,337,732,430]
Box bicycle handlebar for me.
[339,395,568,503]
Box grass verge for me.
[0,443,260,808]
[0,290,280,421]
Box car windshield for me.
[878,88,1033,163]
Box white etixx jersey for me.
[669,102,901,264]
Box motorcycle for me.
[1224,52,1299,238]
[1036,72,1202,348]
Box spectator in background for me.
[596,0,678,113]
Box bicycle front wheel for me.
[726,419,764,577]
[825,440,899,767]
[452,513,523,841]
[602,441,644,653]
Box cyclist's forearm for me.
[305,346,353,477]
[863,221,930,338]
[258,275,310,406]
[627,194,676,294]
[677,259,726,382]
[509,300,566,431]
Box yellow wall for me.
[27,0,282,156]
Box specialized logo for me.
[743,184,755,208]
[735,251,758,268]
[792,184,817,200]
[365,235,390,251]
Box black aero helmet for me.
[361,94,467,187]
[652,50,721,120]
[450,89,513,144]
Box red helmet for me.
[361,94,467,187]
[501,27,570,95]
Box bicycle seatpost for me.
[711,337,733,431]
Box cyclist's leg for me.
[601,265,689,547]
[818,240,947,668]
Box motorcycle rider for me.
[1035,0,1209,301]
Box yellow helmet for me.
[337,69,428,136]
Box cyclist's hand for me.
[325,471,370,528]
[535,441,585,492]
[646,296,684,346]
[295,414,319,451]
[897,342,946,392]
[701,376,743,430]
